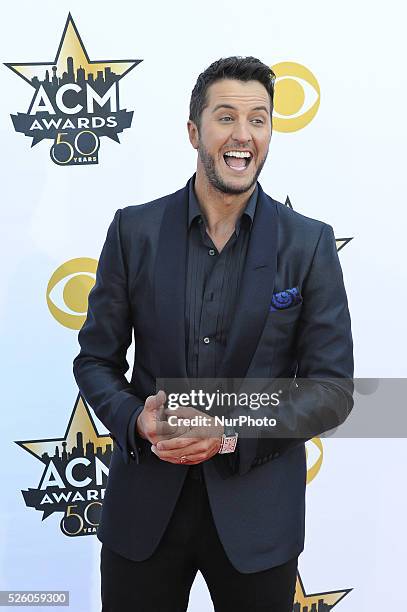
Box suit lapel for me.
[217,184,278,379]
[154,179,279,381]
[154,182,189,379]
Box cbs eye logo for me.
[271,62,320,132]
[306,437,323,484]
[46,258,97,329]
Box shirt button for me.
[208,249,216,256]
[203,337,210,344]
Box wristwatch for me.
[218,424,238,454]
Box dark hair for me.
[189,56,276,130]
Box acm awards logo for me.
[16,394,112,536]
[5,14,141,166]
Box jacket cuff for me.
[126,404,146,464]
[235,437,258,476]
[107,396,145,464]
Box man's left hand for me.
[150,406,223,465]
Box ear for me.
[187,120,199,150]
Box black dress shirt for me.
[185,179,258,379]
[185,179,257,478]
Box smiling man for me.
[73,57,354,612]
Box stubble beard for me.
[198,143,268,195]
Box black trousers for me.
[101,469,298,612]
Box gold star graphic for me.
[335,238,353,252]
[16,393,112,463]
[5,13,141,86]
[295,572,352,608]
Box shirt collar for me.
[188,177,258,235]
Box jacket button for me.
[130,451,136,459]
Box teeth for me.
[224,151,252,158]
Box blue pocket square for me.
[270,287,302,311]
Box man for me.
[73,56,354,612]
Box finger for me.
[153,440,208,460]
[155,420,181,435]
[164,409,220,438]
[155,422,190,440]
[150,443,217,465]
[145,390,167,413]
[150,446,188,465]
[164,406,202,418]
[144,418,188,445]
[153,447,210,464]
[156,436,201,452]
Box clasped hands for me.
[136,390,223,465]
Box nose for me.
[231,119,252,144]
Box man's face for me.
[188,78,272,195]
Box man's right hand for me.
[136,390,189,445]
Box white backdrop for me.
[1,1,406,610]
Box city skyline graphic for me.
[29,54,120,98]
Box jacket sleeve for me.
[73,209,145,464]
[234,223,354,476]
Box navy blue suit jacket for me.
[73,177,354,572]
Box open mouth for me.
[223,150,253,172]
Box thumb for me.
[144,389,167,412]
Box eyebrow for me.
[212,103,270,114]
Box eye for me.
[251,118,265,125]
[46,257,98,329]
[306,437,323,484]
[219,116,233,122]
[271,61,320,132]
